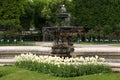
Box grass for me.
[111,44,120,46]
[73,42,120,45]
[0,66,120,80]
[75,41,120,44]
[0,42,35,46]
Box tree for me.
[20,0,34,30]
[72,0,120,41]
[0,0,25,39]
[33,0,62,32]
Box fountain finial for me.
[60,5,66,13]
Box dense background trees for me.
[0,0,120,41]
[73,0,120,41]
[0,0,25,40]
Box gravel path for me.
[0,46,51,52]
[0,46,120,52]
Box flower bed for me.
[15,53,111,77]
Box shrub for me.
[15,53,111,77]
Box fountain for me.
[42,4,83,57]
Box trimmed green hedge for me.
[16,61,111,77]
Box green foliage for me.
[0,66,19,77]
[0,0,24,30]
[33,0,62,31]
[33,0,47,31]
[15,61,111,77]
[72,0,120,27]
[0,0,120,40]
[0,42,34,46]
[0,0,24,39]
[20,1,34,30]
[0,69,11,77]
[72,0,120,40]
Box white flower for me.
[99,58,105,62]
[15,53,107,66]
[95,55,99,59]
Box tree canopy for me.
[0,0,120,41]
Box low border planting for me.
[15,53,111,77]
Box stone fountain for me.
[43,4,83,57]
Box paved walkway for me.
[35,42,120,52]
[0,43,120,59]
[0,46,50,52]
[0,43,120,52]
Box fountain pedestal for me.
[43,27,83,57]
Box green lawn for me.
[75,41,120,44]
[0,42,35,46]
[0,66,120,80]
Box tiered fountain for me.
[43,4,83,57]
